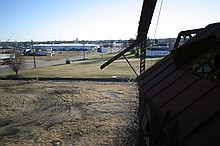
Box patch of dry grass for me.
[4,58,159,79]
[1,51,161,79]
[0,80,139,145]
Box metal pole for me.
[83,42,85,60]
[123,55,138,77]
[31,40,36,68]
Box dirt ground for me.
[0,80,139,146]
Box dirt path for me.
[0,80,138,145]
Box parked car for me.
[66,58,70,64]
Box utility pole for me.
[83,42,86,60]
[31,40,36,68]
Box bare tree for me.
[9,51,25,76]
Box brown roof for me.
[137,22,220,146]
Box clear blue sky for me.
[0,0,219,41]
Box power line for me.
[153,0,164,41]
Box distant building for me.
[33,43,100,51]
[0,53,12,64]
[0,53,11,59]
[146,43,171,57]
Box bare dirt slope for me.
[0,80,138,145]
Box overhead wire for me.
[149,0,164,66]
[153,0,164,43]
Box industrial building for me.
[146,43,171,57]
[33,43,100,51]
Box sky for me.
[0,0,219,41]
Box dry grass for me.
[3,56,160,79]
[0,80,139,145]
[0,52,162,145]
